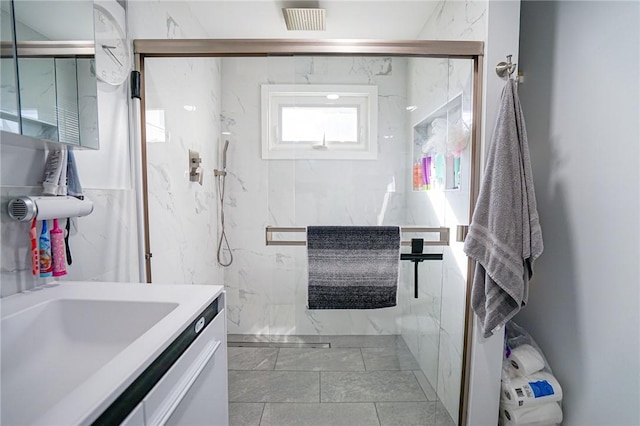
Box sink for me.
[0,282,224,425]
[2,298,178,425]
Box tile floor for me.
[226,335,456,426]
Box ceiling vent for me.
[283,8,326,31]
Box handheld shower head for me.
[222,140,230,170]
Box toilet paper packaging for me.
[501,371,563,408]
[509,344,545,377]
[502,401,563,426]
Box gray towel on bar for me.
[463,79,543,338]
[307,226,400,309]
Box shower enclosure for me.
[134,40,482,424]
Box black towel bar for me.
[400,253,443,262]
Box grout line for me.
[258,402,266,426]
[373,401,382,426]
[272,347,281,371]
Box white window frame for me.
[261,84,378,160]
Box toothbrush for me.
[30,218,39,276]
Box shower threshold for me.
[227,341,331,349]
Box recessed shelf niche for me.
[412,93,470,192]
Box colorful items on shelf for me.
[413,153,461,191]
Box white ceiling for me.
[186,1,441,40]
[7,1,440,42]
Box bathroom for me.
[0,1,638,426]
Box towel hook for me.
[496,54,516,78]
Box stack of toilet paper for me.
[500,344,563,426]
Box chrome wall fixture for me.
[264,226,450,247]
[496,54,516,77]
[189,149,203,185]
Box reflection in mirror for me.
[0,0,20,134]
[6,0,99,148]
[13,0,94,42]
[17,58,58,140]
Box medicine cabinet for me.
[0,0,99,149]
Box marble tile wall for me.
[417,0,487,41]
[143,57,223,285]
[128,1,224,287]
[221,56,408,335]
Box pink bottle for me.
[30,219,39,276]
[51,219,67,277]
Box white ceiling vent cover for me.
[283,8,326,31]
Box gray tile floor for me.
[227,335,456,426]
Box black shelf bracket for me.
[400,239,444,298]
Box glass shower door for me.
[218,53,476,424]
[403,56,475,424]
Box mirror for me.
[1,0,99,149]
[0,0,19,132]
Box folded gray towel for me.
[307,226,400,309]
[464,79,543,337]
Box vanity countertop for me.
[0,281,225,425]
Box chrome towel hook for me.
[496,54,516,78]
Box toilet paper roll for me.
[501,372,563,407]
[502,402,563,426]
[509,344,545,376]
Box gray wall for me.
[517,1,639,424]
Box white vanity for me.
[0,282,228,425]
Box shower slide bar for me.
[265,226,450,247]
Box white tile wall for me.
[222,56,408,335]
[143,57,224,285]
[128,2,225,287]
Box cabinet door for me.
[144,308,228,426]
[164,333,228,426]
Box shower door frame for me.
[131,39,484,425]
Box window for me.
[261,84,377,159]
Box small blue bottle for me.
[39,220,53,278]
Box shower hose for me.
[216,172,233,267]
